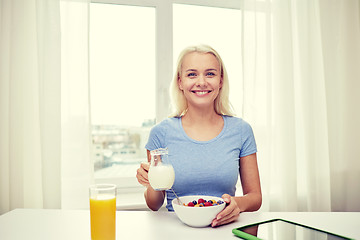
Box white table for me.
[0,209,359,239]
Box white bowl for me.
[172,195,226,228]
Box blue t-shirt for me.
[145,115,257,211]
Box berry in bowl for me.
[172,195,226,227]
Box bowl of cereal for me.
[172,195,226,227]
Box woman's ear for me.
[178,76,183,90]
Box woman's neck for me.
[182,106,221,125]
[181,107,224,141]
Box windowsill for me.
[116,191,147,210]
[116,188,167,211]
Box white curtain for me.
[242,0,360,212]
[60,0,92,209]
[0,0,61,214]
[0,0,91,214]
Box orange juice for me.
[90,194,116,240]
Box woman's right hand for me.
[136,158,165,211]
[136,162,150,187]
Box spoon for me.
[170,188,183,205]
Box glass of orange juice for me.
[89,184,117,240]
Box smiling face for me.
[178,52,223,111]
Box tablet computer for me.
[232,219,354,240]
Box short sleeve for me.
[239,121,257,157]
[145,121,167,151]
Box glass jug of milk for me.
[148,148,175,191]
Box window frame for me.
[89,0,270,206]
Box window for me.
[86,0,268,209]
[90,3,155,187]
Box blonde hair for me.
[169,44,235,117]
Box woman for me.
[136,44,262,227]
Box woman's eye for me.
[187,73,196,77]
[206,72,215,76]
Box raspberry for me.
[198,198,205,204]
[187,202,194,207]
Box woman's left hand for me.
[211,194,240,227]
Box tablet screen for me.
[234,219,352,240]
